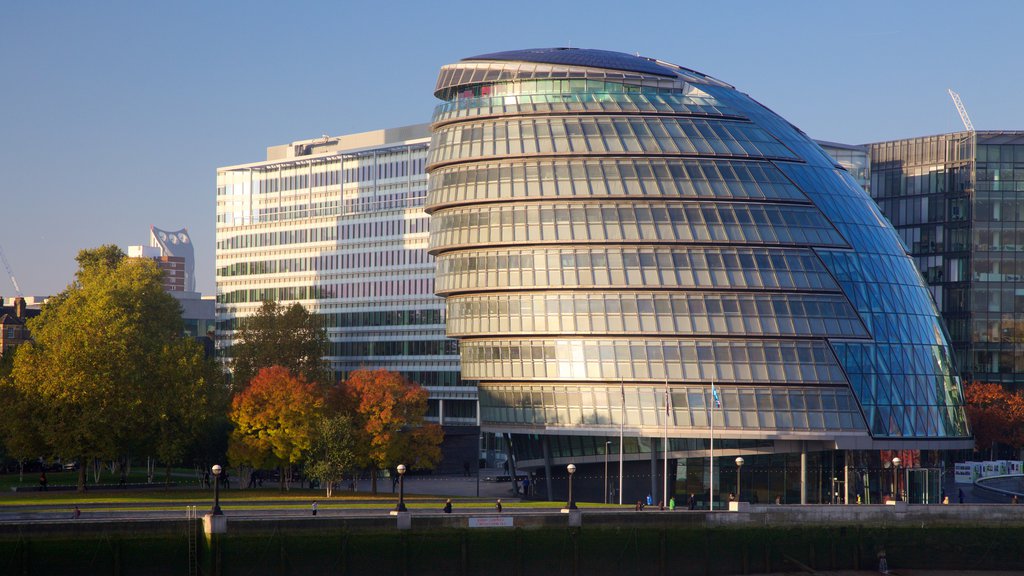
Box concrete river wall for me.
[3,504,1024,575]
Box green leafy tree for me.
[336,368,443,494]
[5,246,208,491]
[305,414,360,497]
[228,366,321,491]
[0,375,46,480]
[229,301,329,388]
[148,339,228,484]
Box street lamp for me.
[891,457,901,501]
[566,463,578,509]
[604,441,611,504]
[735,457,745,501]
[211,464,223,515]
[396,464,408,512]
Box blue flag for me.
[712,384,721,409]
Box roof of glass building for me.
[463,48,680,78]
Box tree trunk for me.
[279,465,285,493]
[77,461,86,493]
[370,469,378,495]
[164,464,172,488]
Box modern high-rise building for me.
[128,229,214,340]
[215,126,476,448]
[426,48,971,504]
[150,226,196,293]
[867,131,1024,389]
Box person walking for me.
[72,506,81,520]
[495,498,503,513]
[669,496,676,511]
[311,501,318,516]
[687,493,696,510]
[39,471,48,491]
[443,499,452,513]
[958,488,965,504]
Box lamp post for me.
[566,463,577,509]
[735,457,744,501]
[396,464,408,512]
[604,441,611,504]
[891,457,901,501]
[211,464,223,515]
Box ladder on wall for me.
[186,506,199,576]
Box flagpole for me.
[663,379,669,507]
[710,380,715,511]
[619,379,624,506]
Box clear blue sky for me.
[2,0,1020,297]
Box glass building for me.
[215,126,478,451]
[426,48,971,505]
[868,131,1024,389]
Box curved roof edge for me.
[463,47,681,79]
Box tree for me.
[305,414,360,498]
[229,301,329,388]
[228,366,321,490]
[6,246,199,491]
[964,381,1024,459]
[148,339,228,485]
[336,369,443,494]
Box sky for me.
[2,0,1021,298]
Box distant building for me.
[127,245,188,293]
[129,230,214,344]
[215,125,474,435]
[866,131,1024,388]
[150,226,196,292]
[0,296,40,359]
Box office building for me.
[215,126,475,448]
[129,231,215,340]
[150,226,196,292]
[426,48,971,504]
[868,131,1024,388]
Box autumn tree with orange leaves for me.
[228,366,322,491]
[334,368,443,494]
[964,382,1024,459]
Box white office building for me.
[215,125,476,430]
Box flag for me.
[712,383,721,409]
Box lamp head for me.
[212,464,222,476]
[735,456,744,467]
[892,457,901,468]
[567,463,576,475]
[397,464,407,475]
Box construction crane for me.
[0,242,23,297]
[947,89,975,132]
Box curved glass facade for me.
[427,48,971,472]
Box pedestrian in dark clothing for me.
[958,488,964,504]
[635,500,642,511]
[39,472,47,491]
[72,506,81,519]
[444,499,452,513]
[496,498,503,512]
[311,501,318,516]
[463,461,470,477]
[687,493,696,510]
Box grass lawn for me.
[0,479,616,510]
